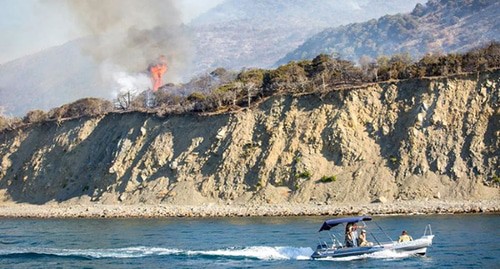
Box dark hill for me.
[277,0,500,65]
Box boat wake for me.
[0,246,314,261]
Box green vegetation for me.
[1,43,499,133]
[187,92,207,102]
[237,68,266,87]
[389,155,399,165]
[131,42,499,115]
[319,175,337,183]
[295,170,312,180]
[492,175,500,184]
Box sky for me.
[0,0,224,64]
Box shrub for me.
[0,115,22,132]
[210,67,237,84]
[389,53,413,79]
[389,155,399,164]
[187,92,207,102]
[309,54,332,76]
[237,68,267,87]
[155,91,183,106]
[214,83,239,95]
[0,116,11,132]
[266,61,309,92]
[319,175,337,183]
[129,93,148,110]
[0,116,7,131]
[23,110,47,124]
[49,98,113,120]
[295,170,312,180]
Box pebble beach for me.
[0,200,498,218]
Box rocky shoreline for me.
[0,200,498,218]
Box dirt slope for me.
[0,71,498,206]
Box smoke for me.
[113,72,150,96]
[99,62,150,97]
[65,0,194,92]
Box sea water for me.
[0,214,498,268]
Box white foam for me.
[0,246,182,259]
[369,249,414,259]
[188,246,314,260]
[0,246,314,260]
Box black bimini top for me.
[318,216,372,232]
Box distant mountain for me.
[190,0,424,71]
[0,0,424,116]
[192,0,423,28]
[277,0,500,65]
[0,40,110,117]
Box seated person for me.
[398,230,413,242]
[357,229,373,247]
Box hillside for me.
[191,0,423,71]
[0,70,498,207]
[0,0,423,117]
[278,0,500,65]
[191,0,423,27]
[0,39,110,117]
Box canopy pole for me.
[374,221,393,241]
[369,231,381,245]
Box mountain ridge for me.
[277,0,500,65]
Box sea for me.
[0,214,498,268]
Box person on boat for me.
[345,223,355,247]
[357,229,373,246]
[398,230,413,242]
[345,222,366,247]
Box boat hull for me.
[311,235,434,259]
[384,235,434,256]
[311,245,383,259]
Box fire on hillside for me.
[149,55,168,92]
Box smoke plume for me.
[66,0,193,91]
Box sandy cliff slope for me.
[0,71,498,207]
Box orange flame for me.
[149,55,168,92]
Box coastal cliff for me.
[0,71,498,208]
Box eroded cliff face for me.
[0,71,498,205]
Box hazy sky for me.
[0,0,224,64]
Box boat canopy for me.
[318,216,372,232]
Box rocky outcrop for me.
[0,71,498,206]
